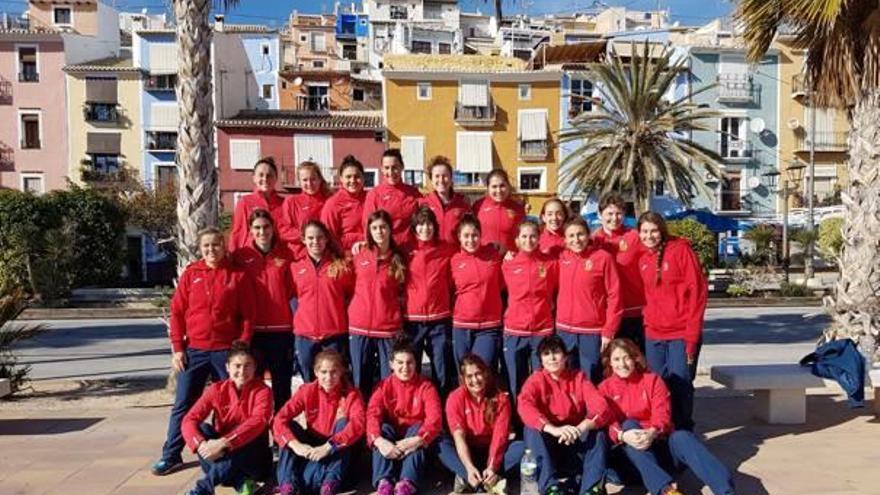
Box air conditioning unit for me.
[787,118,801,130]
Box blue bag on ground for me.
[799,339,865,408]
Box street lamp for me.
[763,162,806,282]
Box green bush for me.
[818,217,844,261]
[778,282,810,297]
[668,218,716,270]
[726,283,751,298]
[742,224,778,266]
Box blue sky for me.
[1,0,733,28]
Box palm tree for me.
[737,1,880,352]
[559,42,724,213]
[485,0,504,28]
[173,0,239,273]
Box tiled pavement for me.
[1,377,878,495]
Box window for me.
[438,43,451,54]
[262,84,273,99]
[53,7,72,25]
[457,81,492,120]
[401,136,425,187]
[342,44,357,60]
[654,180,665,196]
[404,170,424,186]
[261,43,270,56]
[21,174,44,194]
[90,154,121,175]
[411,40,432,54]
[805,165,838,201]
[513,49,532,61]
[353,88,365,101]
[312,60,325,69]
[84,103,118,122]
[155,164,178,191]
[303,85,328,110]
[720,116,751,159]
[518,109,548,159]
[282,80,288,89]
[146,131,177,151]
[518,167,546,192]
[300,35,307,42]
[363,169,378,188]
[453,172,487,187]
[229,139,261,170]
[518,84,531,101]
[19,112,40,149]
[294,134,334,180]
[390,5,408,20]
[145,74,176,91]
[720,170,742,211]
[570,78,593,114]
[311,33,326,52]
[417,82,431,100]
[18,46,38,82]
[456,132,493,174]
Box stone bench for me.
[0,378,10,398]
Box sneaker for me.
[393,478,417,495]
[376,478,394,495]
[320,480,340,495]
[453,475,472,494]
[237,478,256,495]
[662,487,685,495]
[583,482,607,495]
[277,482,296,495]
[544,486,563,495]
[150,458,182,476]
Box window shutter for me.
[150,103,178,130]
[518,109,547,140]
[230,140,261,170]
[459,82,488,106]
[294,134,334,180]
[149,43,178,74]
[400,136,425,171]
[456,132,492,173]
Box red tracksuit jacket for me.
[366,373,442,446]
[280,191,329,255]
[598,371,672,444]
[232,243,294,333]
[363,182,422,246]
[404,239,456,321]
[502,250,558,336]
[473,196,526,253]
[420,191,470,244]
[228,190,286,251]
[291,255,355,340]
[321,188,366,251]
[539,228,565,258]
[272,381,366,450]
[517,368,610,431]
[592,227,646,318]
[556,247,623,338]
[169,258,256,353]
[638,237,708,357]
[450,245,504,330]
[446,386,513,471]
[348,249,404,337]
[182,378,273,453]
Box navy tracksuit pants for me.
[436,434,525,482]
[349,335,393,398]
[372,423,429,489]
[252,332,295,413]
[645,338,694,430]
[406,319,453,394]
[557,331,603,384]
[523,427,608,494]
[276,419,350,494]
[295,334,347,383]
[452,327,501,372]
[190,423,272,495]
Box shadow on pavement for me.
[0,417,104,435]
[703,313,828,345]
[7,377,165,402]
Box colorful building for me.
[213,18,280,119]
[383,54,561,212]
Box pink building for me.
[215,110,385,212]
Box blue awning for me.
[666,209,747,233]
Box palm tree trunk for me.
[174,0,218,275]
[495,0,503,23]
[826,89,880,359]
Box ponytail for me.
[637,211,670,285]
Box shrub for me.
[668,218,716,270]
[742,224,778,266]
[779,281,810,297]
[0,288,46,396]
[817,217,844,261]
[726,283,752,298]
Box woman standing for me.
[281,161,331,256]
[291,220,355,383]
[556,217,622,383]
[231,210,296,411]
[636,212,707,431]
[228,158,286,251]
[181,342,273,495]
[367,340,442,495]
[538,198,569,258]
[420,155,470,244]
[502,220,558,400]
[404,206,456,394]
[348,210,407,397]
[439,354,524,494]
[599,339,734,495]
[517,336,609,495]
[321,155,367,252]
[363,149,422,246]
[450,215,504,371]
[152,228,256,476]
[274,350,366,495]
[472,169,526,254]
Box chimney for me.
[214,14,224,32]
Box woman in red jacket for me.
[502,220,558,400]
[539,198,569,258]
[228,157,286,251]
[439,354,524,494]
[363,149,421,246]
[349,210,407,397]
[281,161,331,256]
[420,155,470,244]
[517,335,609,495]
[404,206,456,394]
[292,220,355,383]
[321,155,367,252]
[472,169,526,254]
[556,217,623,383]
[152,228,256,477]
[450,215,503,371]
[591,193,646,351]
[180,341,273,495]
[636,212,707,431]
[599,339,734,495]
[231,209,296,411]
[274,349,366,495]
[367,339,442,495]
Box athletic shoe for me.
[453,475,472,493]
[393,478,417,495]
[237,478,256,495]
[662,487,685,495]
[544,486,563,495]
[376,478,394,495]
[150,458,182,476]
[583,482,607,495]
[276,482,296,495]
[320,480,340,495]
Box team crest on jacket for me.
[506,208,516,218]
[273,257,285,267]
[537,265,546,278]
[583,259,593,272]
[618,239,628,251]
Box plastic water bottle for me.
[520,448,539,495]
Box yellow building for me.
[383,54,562,212]
[775,38,848,209]
[64,57,143,185]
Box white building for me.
[363,0,463,71]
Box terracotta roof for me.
[64,56,139,72]
[216,110,384,131]
[530,42,606,69]
[220,23,276,33]
[383,53,529,72]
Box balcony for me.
[718,137,754,161]
[84,103,119,123]
[81,168,127,183]
[144,74,177,91]
[717,73,758,104]
[796,131,848,152]
[294,94,329,111]
[719,191,747,213]
[791,74,808,98]
[454,101,497,127]
[18,70,39,83]
[20,138,41,150]
[146,131,178,152]
[519,140,548,160]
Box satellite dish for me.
[747,176,761,189]
[293,76,303,86]
[750,117,766,134]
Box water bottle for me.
[520,448,539,495]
